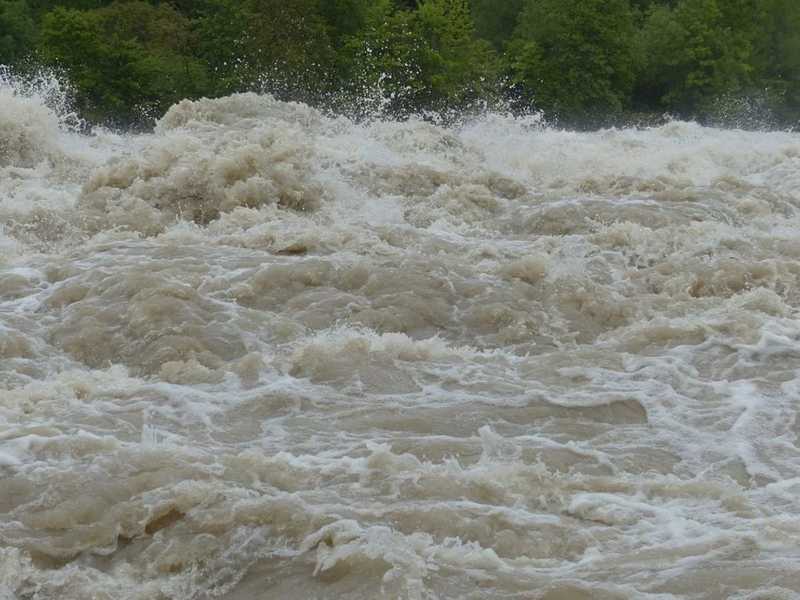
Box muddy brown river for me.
[2,79,800,599]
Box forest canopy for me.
[1,0,799,127]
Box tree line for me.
[1,0,799,128]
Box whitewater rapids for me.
[2,79,800,600]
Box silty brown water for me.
[2,80,800,600]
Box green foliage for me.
[319,0,384,46]
[416,0,499,108]
[38,2,207,123]
[187,0,248,96]
[189,0,338,100]
[507,0,637,120]
[468,0,523,49]
[345,8,433,114]
[637,0,754,112]
[750,0,800,121]
[28,0,111,11]
[235,0,338,101]
[0,0,36,64]
[1,0,797,126]
[348,0,498,115]
[39,7,132,117]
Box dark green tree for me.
[235,0,339,102]
[468,0,524,49]
[348,0,498,115]
[319,0,379,46]
[26,0,113,17]
[345,7,430,114]
[636,0,754,113]
[750,0,800,122]
[416,0,499,108]
[186,0,249,96]
[0,0,36,64]
[506,0,638,121]
[38,2,208,123]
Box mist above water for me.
[2,77,800,600]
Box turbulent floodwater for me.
[2,78,800,600]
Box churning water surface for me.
[2,78,800,600]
